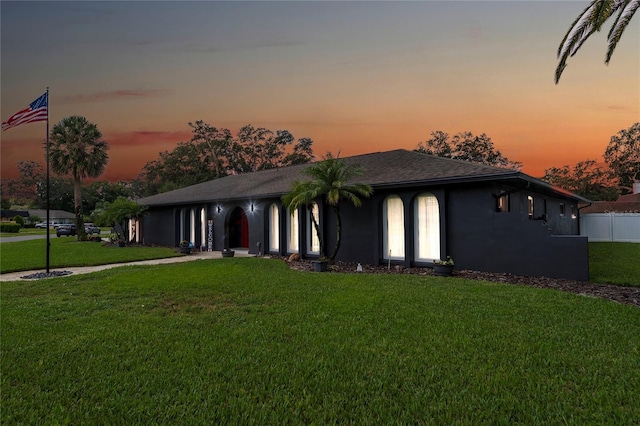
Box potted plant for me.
[109,233,125,247]
[433,256,454,276]
[312,257,329,272]
[179,240,192,254]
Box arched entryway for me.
[228,207,249,249]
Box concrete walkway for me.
[0,250,254,282]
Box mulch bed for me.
[282,258,640,308]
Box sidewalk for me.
[0,250,254,282]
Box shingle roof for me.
[137,149,575,206]
[580,201,640,213]
[27,209,75,220]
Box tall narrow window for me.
[269,204,279,252]
[528,196,534,219]
[180,208,186,242]
[200,208,206,247]
[383,196,405,260]
[571,204,577,219]
[190,208,196,244]
[287,208,299,253]
[307,203,320,254]
[559,203,566,216]
[497,193,509,212]
[415,193,440,261]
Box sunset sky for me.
[1,1,638,183]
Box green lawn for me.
[589,242,640,286]
[2,258,639,424]
[0,228,54,238]
[0,238,180,273]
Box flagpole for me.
[45,87,50,273]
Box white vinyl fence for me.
[580,213,640,242]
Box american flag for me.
[2,92,48,131]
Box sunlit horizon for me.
[2,1,638,183]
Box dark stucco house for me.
[137,149,590,281]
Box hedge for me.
[1,223,22,233]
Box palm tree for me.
[282,153,373,262]
[49,116,109,241]
[556,0,638,83]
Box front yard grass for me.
[0,238,180,273]
[2,258,638,424]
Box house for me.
[0,209,75,226]
[27,210,76,225]
[0,210,30,222]
[580,181,640,214]
[137,149,590,281]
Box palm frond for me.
[606,0,639,63]
[554,0,631,83]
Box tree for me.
[137,122,315,196]
[84,181,134,212]
[541,160,619,201]
[49,116,109,241]
[94,197,147,244]
[282,153,373,262]
[556,0,639,83]
[0,197,11,210]
[604,122,640,193]
[33,176,75,211]
[1,161,45,206]
[415,131,522,170]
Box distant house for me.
[0,210,30,221]
[137,149,590,281]
[0,209,75,226]
[27,209,75,225]
[580,183,640,214]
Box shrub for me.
[13,216,25,227]
[1,223,21,233]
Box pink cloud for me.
[104,130,191,148]
[60,89,169,104]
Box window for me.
[383,196,405,260]
[559,203,565,216]
[414,193,440,261]
[269,204,279,252]
[528,196,534,219]
[179,208,186,241]
[190,208,196,244]
[497,193,509,212]
[571,204,577,219]
[307,203,320,254]
[200,208,206,247]
[287,208,299,253]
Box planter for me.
[179,247,192,254]
[433,264,454,277]
[222,250,235,258]
[312,260,329,272]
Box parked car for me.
[84,224,101,234]
[35,222,49,229]
[56,224,76,237]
